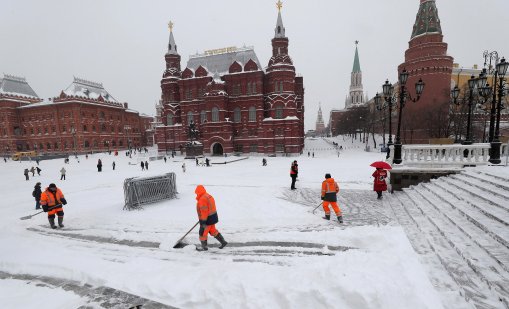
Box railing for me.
[123,173,177,210]
[388,143,492,166]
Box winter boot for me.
[215,233,228,249]
[323,214,330,220]
[58,217,64,228]
[196,240,208,251]
[48,217,57,229]
[337,216,343,223]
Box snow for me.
[0,137,450,308]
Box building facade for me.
[154,6,305,155]
[315,103,326,135]
[0,75,152,155]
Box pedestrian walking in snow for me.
[205,158,210,167]
[262,158,267,166]
[195,185,228,251]
[196,158,199,166]
[372,168,388,199]
[3,157,6,163]
[86,154,88,159]
[112,161,116,170]
[290,160,298,190]
[321,173,342,223]
[36,166,41,176]
[312,152,315,158]
[30,166,35,176]
[145,161,149,170]
[141,161,145,171]
[24,168,29,181]
[40,183,67,229]
[60,167,66,180]
[182,162,186,173]
[308,151,310,157]
[164,157,167,163]
[32,182,42,210]
[97,159,102,172]
[36,159,40,165]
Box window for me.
[249,128,258,136]
[234,144,243,152]
[252,82,256,94]
[83,125,88,132]
[247,82,251,95]
[275,105,284,119]
[93,125,96,132]
[276,144,284,152]
[200,110,206,123]
[46,143,51,150]
[102,124,106,132]
[274,81,278,92]
[279,81,283,93]
[167,114,173,126]
[44,127,48,134]
[30,128,34,135]
[250,144,258,152]
[84,141,90,148]
[64,141,68,149]
[52,126,56,133]
[99,112,105,120]
[62,125,66,133]
[233,107,241,123]
[233,84,241,96]
[248,106,256,122]
[37,127,42,135]
[187,111,194,125]
[54,142,58,149]
[211,107,219,122]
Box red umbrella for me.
[370,161,392,170]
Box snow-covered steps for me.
[0,271,177,309]
[393,169,509,308]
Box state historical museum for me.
[154,6,305,156]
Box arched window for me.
[275,105,284,119]
[167,114,173,126]
[233,107,241,123]
[84,141,90,148]
[211,107,219,122]
[248,106,256,122]
[99,111,105,120]
[252,82,256,94]
[46,143,51,150]
[280,81,283,93]
[187,111,194,125]
[200,110,206,123]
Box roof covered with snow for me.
[0,74,39,98]
[186,46,261,75]
[63,77,118,102]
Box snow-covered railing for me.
[123,173,177,210]
[388,143,491,166]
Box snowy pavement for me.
[2,136,503,308]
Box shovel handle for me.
[312,202,324,214]
[176,221,200,243]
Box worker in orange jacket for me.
[40,183,67,229]
[321,173,343,223]
[195,185,227,251]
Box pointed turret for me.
[167,32,178,55]
[411,0,442,39]
[316,103,325,133]
[274,9,286,38]
[352,42,361,73]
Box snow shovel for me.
[20,210,44,220]
[173,221,199,249]
[312,202,324,214]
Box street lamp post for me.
[393,69,425,164]
[451,75,477,145]
[479,52,508,164]
[378,80,396,159]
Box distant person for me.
[194,185,227,251]
[40,183,67,229]
[112,161,116,170]
[196,158,199,166]
[308,151,310,157]
[262,158,267,166]
[145,161,149,170]
[60,167,66,180]
[97,159,102,172]
[141,161,145,171]
[164,157,167,163]
[312,152,315,158]
[36,166,41,176]
[36,159,40,165]
[182,162,186,173]
[30,166,35,176]
[290,160,298,190]
[205,158,210,167]
[372,168,388,199]
[24,168,29,181]
[3,158,6,163]
[321,173,342,223]
[32,182,42,210]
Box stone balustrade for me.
[388,143,492,167]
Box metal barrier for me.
[123,173,177,210]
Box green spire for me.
[352,41,361,73]
[411,0,442,39]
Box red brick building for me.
[154,8,305,156]
[397,0,454,143]
[0,75,153,155]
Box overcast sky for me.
[1,0,508,130]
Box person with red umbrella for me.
[370,161,391,199]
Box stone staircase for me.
[387,168,509,309]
